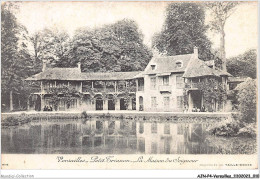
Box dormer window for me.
[151,65,156,70]
[176,61,182,68]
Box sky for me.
[14,1,258,58]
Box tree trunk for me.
[10,90,13,111]
[220,28,226,71]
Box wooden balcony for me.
[158,85,172,92]
[83,86,136,94]
[184,82,199,89]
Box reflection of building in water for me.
[136,121,207,154]
[2,119,212,154]
[81,120,137,150]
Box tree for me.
[1,2,35,111]
[68,19,152,72]
[29,28,71,70]
[152,2,212,60]
[237,78,256,123]
[206,2,239,71]
[227,49,257,79]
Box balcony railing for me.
[82,86,136,94]
[106,87,116,93]
[184,82,199,89]
[158,85,172,92]
[43,86,81,93]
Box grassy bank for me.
[1,111,232,127]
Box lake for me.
[1,118,255,154]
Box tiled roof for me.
[183,57,232,78]
[26,68,82,81]
[25,68,141,81]
[144,54,193,75]
[133,71,145,79]
[82,71,141,81]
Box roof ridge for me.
[156,53,193,59]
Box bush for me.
[208,115,257,138]
[237,123,257,137]
[208,121,240,137]
[237,78,257,123]
[81,111,88,118]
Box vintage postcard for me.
[1,0,258,174]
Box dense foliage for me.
[1,4,35,111]
[67,19,152,72]
[208,78,257,138]
[237,78,256,123]
[29,19,152,73]
[227,49,257,79]
[48,85,83,111]
[152,2,212,60]
[183,78,227,112]
[1,4,151,111]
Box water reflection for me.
[2,119,217,154]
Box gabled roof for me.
[183,57,232,78]
[144,54,193,75]
[26,68,82,81]
[183,57,216,78]
[25,68,141,81]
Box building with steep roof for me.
[135,47,231,112]
[26,47,231,112]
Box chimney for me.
[77,62,81,71]
[42,60,47,72]
[194,46,198,59]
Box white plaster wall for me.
[142,73,185,112]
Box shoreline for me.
[1,111,236,127]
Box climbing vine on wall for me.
[48,85,83,110]
[184,77,227,112]
[197,78,227,111]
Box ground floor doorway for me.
[120,98,126,110]
[108,99,115,110]
[189,90,202,111]
[96,99,103,110]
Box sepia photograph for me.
[1,0,258,174]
